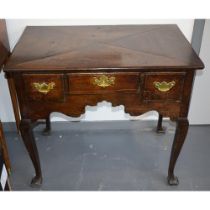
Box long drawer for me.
[68,73,140,94]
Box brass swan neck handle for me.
[91,75,115,88]
[32,82,56,94]
[153,81,176,92]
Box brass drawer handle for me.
[92,75,115,88]
[153,81,175,92]
[32,82,56,94]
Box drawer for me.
[22,74,65,101]
[68,73,140,94]
[143,73,185,101]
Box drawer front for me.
[143,73,185,101]
[68,73,140,94]
[23,74,65,101]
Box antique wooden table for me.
[3,25,204,187]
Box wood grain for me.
[0,19,11,172]
[3,25,204,186]
[0,19,10,67]
[4,25,204,72]
[68,73,140,94]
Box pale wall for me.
[188,20,210,124]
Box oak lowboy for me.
[3,25,204,187]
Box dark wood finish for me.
[156,113,165,133]
[23,74,65,101]
[0,121,11,172]
[12,74,184,120]
[143,72,185,101]
[19,119,42,186]
[0,19,11,172]
[42,116,51,136]
[168,118,189,185]
[4,25,203,72]
[3,25,204,186]
[68,73,140,94]
[7,77,21,131]
[0,19,10,67]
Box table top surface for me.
[4,25,204,72]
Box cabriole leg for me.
[19,119,42,187]
[156,113,165,133]
[167,118,189,185]
[42,116,51,136]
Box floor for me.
[4,120,210,191]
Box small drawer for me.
[68,73,140,94]
[143,73,185,101]
[23,74,65,101]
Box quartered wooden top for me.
[4,25,204,72]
